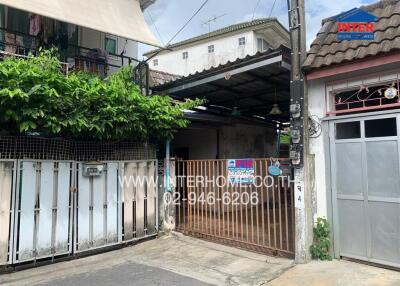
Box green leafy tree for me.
[0,49,202,141]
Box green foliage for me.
[310,217,332,261]
[0,49,202,141]
[280,133,290,144]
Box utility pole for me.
[287,0,313,263]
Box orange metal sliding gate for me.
[175,158,295,257]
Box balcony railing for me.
[0,27,138,78]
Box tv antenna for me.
[202,14,227,33]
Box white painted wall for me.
[148,31,261,76]
[308,78,328,218]
[79,27,138,73]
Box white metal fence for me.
[0,159,158,266]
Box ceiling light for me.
[231,106,241,116]
[269,104,282,115]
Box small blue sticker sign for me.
[335,8,378,41]
[268,160,282,176]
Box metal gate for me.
[0,159,158,266]
[330,113,400,268]
[12,161,73,263]
[121,161,157,242]
[75,162,121,252]
[0,160,16,265]
[75,160,158,252]
[175,159,294,257]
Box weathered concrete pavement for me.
[268,260,400,286]
[1,233,400,286]
[0,232,293,286]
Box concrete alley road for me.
[36,262,212,286]
[0,233,293,286]
[2,233,400,286]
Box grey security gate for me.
[330,113,400,268]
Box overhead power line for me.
[252,0,262,20]
[166,0,209,46]
[146,0,209,62]
[252,0,278,21]
[147,10,165,46]
[268,0,277,17]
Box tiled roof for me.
[303,0,400,71]
[149,69,182,87]
[144,18,287,56]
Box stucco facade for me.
[149,30,256,76]
[145,19,289,76]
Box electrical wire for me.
[146,0,209,62]
[253,0,278,20]
[309,115,322,138]
[166,0,209,46]
[147,10,165,46]
[268,0,277,18]
[252,0,262,20]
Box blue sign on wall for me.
[335,8,378,41]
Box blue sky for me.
[139,0,376,57]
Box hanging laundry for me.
[4,32,16,54]
[42,17,54,45]
[29,14,41,36]
[68,24,77,39]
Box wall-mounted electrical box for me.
[290,148,301,166]
[291,128,301,144]
[290,103,301,118]
[82,162,105,177]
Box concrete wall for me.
[173,128,218,160]
[148,31,257,76]
[219,123,276,159]
[172,123,277,160]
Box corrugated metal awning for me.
[0,0,162,47]
[153,46,292,121]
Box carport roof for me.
[153,45,291,122]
